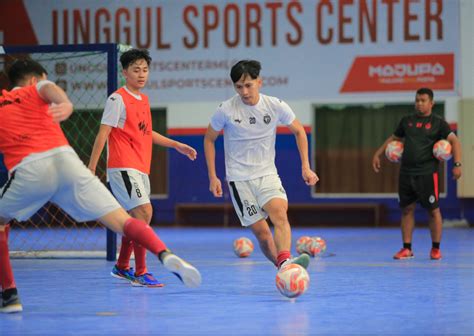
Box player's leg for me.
[128,203,163,287]
[394,174,417,259]
[228,180,280,265]
[262,198,290,253]
[250,219,278,265]
[54,152,201,287]
[99,209,201,287]
[0,222,22,314]
[258,175,309,269]
[108,170,153,283]
[418,173,442,260]
[0,159,59,313]
[400,203,416,249]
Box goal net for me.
[0,44,122,259]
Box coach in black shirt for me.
[372,88,462,260]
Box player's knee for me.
[427,207,441,218]
[402,204,416,216]
[270,211,289,227]
[130,204,153,223]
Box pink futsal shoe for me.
[430,248,442,260]
[393,248,414,260]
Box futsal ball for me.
[312,237,327,254]
[433,139,452,161]
[304,239,319,257]
[385,140,404,163]
[233,237,254,258]
[305,236,326,257]
[275,264,310,298]
[296,236,312,255]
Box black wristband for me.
[454,162,462,167]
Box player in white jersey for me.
[204,60,319,270]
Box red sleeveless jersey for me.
[0,84,69,171]
[107,87,153,174]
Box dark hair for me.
[7,59,48,86]
[120,49,152,69]
[230,60,261,83]
[416,87,434,100]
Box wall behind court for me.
[1,0,472,224]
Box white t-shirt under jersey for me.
[210,93,296,181]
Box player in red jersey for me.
[89,49,197,287]
[0,59,201,313]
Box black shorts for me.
[398,173,440,209]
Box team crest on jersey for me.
[425,123,431,129]
[429,195,435,203]
[263,114,271,124]
[138,121,150,135]
[249,117,256,124]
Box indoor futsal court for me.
[2,226,473,335]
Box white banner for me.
[1,0,460,104]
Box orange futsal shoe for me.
[393,248,414,260]
[430,248,442,260]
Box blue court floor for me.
[1,227,473,335]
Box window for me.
[313,103,445,195]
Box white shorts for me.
[0,151,121,222]
[107,169,151,211]
[228,174,287,227]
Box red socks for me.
[116,236,147,275]
[133,245,147,275]
[116,236,133,270]
[123,218,167,256]
[0,225,16,290]
[277,250,291,268]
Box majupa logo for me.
[425,123,432,129]
[249,117,256,124]
[263,114,271,124]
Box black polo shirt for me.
[394,113,452,175]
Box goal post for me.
[0,43,122,260]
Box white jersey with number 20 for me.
[210,93,295,182]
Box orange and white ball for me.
[433,139,452,161]
[312,236,327,254]
[276,264,310,298]
[233,237,254,258]
[296,236,312,255]
[385,140,404,163]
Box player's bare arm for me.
[288,119,319,186]
[447,132,462,179]
[151,131,197,160]
[203,125,223,197]
[88,124,113,173]
[372,135,401,173]
[38,82,73,123]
